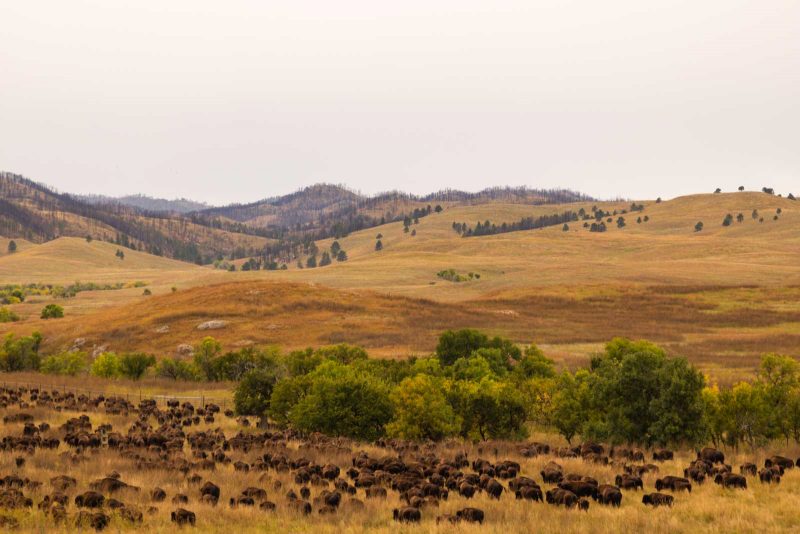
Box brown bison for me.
[171,508,196,526]
[393,506,421,523]
[714,473,747,489]
[456,507,485,524]
[642,493,674,507]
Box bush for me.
[40,304,64,319]
[119,352,156,380]
[41,351,88,376]
[234,368,278,416]
[90,352,121,378]
[0,307,19,323]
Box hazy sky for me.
[2,1,799,204]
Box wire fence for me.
[0,379,231,410]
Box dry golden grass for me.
[2,395,800,533]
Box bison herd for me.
[0,385,798,530]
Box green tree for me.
[234,368,278,416]
[512,345,556,379]
[0,332,43,372]
[435,329,489,366]
[40,304,64,319]
[193,337,222,380]
[119,352,157,380]
[269,376,310,426]
[155,358,198,381]
[288,361,392,440]
[306,254,317,268]
[90,352,121,378]
[375,239,383,251]
[695,221,704,232]
[7,240,17,253]
[41,351,88,376]
[336,250,348,262]
[319,252,332,266]
[386,375,460,440]
[549,371,589,444]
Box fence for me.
[0,379,230,411]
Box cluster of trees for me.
[436,269,480,283]
[41,350,157,380]
[453,211,579,237]
[301,241,349,269]
[0,282,135,305]
[228,331,800,448]
[234,331,543,441]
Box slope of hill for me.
[77,194,210,213]
[2,190,797,383]
[0,237,202,284]
[0,172,271,263]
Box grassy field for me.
[1,191,799,383]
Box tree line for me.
[4,327,799,449]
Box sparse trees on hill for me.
[722,214,734,227]
[434,205,443,213]
[752,209,759,220]
[737,213,744,223]
[330,241,341,256]
[562,223,569,231]
[319,252,332,267]
[336,250,348,262]
[739,186,745,191]
[375,240,383,251]
[115,249,125,260]
[714,188,722,194]
[85,235,93,243]
[306,255,317,268]
[695,221,704,232]
[7,240,16,253]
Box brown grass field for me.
[1,382,800,533]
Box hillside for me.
[2,190,798,383]
[0,172,271,263]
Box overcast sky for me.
[2,1,799,204]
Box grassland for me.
[1,191,799,383]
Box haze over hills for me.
[77,193,211,214]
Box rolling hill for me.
[1,189,798,383]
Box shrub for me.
[119,352,156,380]
[40,304,64,319]
[41,351,88,376]
[0,307,19,323]
[90,352,121,378]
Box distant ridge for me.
[78,193,210,214]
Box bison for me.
[642,493,674,507]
